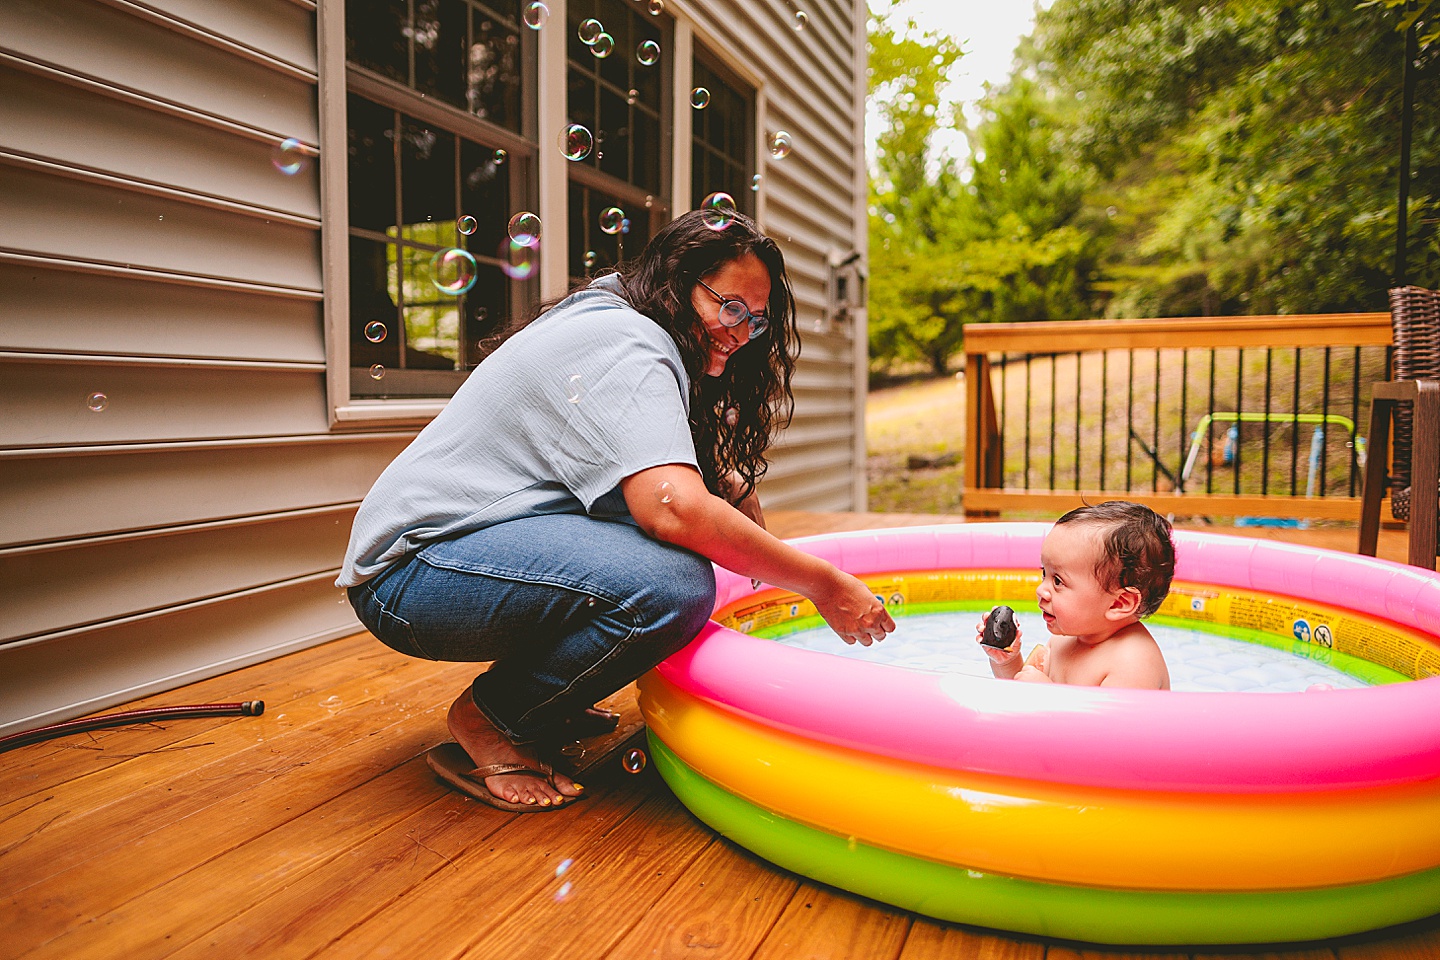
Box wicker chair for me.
[1358,285,1440,569]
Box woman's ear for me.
[1107,586,1143,620]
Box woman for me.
[338,210,894,812]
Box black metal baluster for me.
[1234,348,1244,495]
[1291,348,1302,497]
[1100,351,1109,491]
[1349,346,1362,496]
[1074,353,1082,491]
[1321,347,1332,497]
[1206,349,1216,493]
[1025,353,1033,490]
[1263,349,1273,495]
[1126,350,1135,491]
[998,352,1007,489]
[1153,350,1162,492]
[1179,350,1190,493]
[1050,353,1057,491]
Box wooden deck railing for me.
[963,313,1394,520]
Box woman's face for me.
[691,252,772,377]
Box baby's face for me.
[1036,523,1121,641]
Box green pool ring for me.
[649,734,1440,945]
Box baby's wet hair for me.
[1055,501,1175,618]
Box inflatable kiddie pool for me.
[637,524,1440,945]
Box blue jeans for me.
[347,514,716,743]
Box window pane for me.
[691,56,752,214]
[569,183,649,282]
[346,0,407,82]
[350,235,403,371]
[467,5,522,128]
[398,117,457,246]
[459,140,510,256]
[348,96,396,234]
[401,246,462,370]
[413,0,468,111]
[598,85,629,181]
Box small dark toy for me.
[980,605,1018,648]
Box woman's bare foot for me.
[447,691,585,807]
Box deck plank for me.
[323,777,671,960]
[898,922,1046,960]
[0,634,391,802]
[603,836,803,959]
[5,662,474,957]
[749,883,913,960]
[3,510,1435,960]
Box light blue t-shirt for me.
[336,275,698,587]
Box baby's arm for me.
[975,608,1024,679]
[1013,644,1053,683]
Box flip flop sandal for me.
[426,742,582,813]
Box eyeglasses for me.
[697,279,769,339]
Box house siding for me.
[0,0,868,734]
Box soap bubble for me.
[724,407,738,426]
[430,248,478,295]
[622,748,648,774]
[501,238,536,279]
[554,880,573,901]
[647,0,664,14]
[493,148,507,164]
[522,1,548,29]
[456,215,478,235]
[364,320,388,343]
[750,174,762,192]
[700,191,737,230]
[769,131,793,159]
[369,364,386,380]
[556,858,574,877]
[270,137,313,175]
[583,250,598,270]
[565,374,584,403]
[626,88,638,105]
[793,9,809,30]
[636,39,660,65]
[86,391,108,412]
[578,18,603,44]
[591,32,614,57]
[560,123,593,161]
[599,206,625,235]
[690,87,710,109]
[507,211,541,246]
[655,481,675,503]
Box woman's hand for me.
[813,570,895,646]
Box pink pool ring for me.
[639,524,1440,944]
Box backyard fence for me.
[962,313,1395,521]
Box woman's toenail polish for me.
[573,783,585,792]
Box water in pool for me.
[773,610,1370,693]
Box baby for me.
[978,501,1174,689]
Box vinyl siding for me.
[0,0,869,733]
[0,0,360,734]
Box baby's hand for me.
[1014,643,1052,683]
[975,609,1022,665]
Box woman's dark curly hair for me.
[614,209,797,503]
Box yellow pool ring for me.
[642,674,1440,892]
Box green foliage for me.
[866,0,1440,374]
[867,3,1104,375]
[1032,0,1439,315]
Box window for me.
[343,0,534,399]
[691,54,754,215]
[565,0,667,282]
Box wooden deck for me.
[3,511,1437,960]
